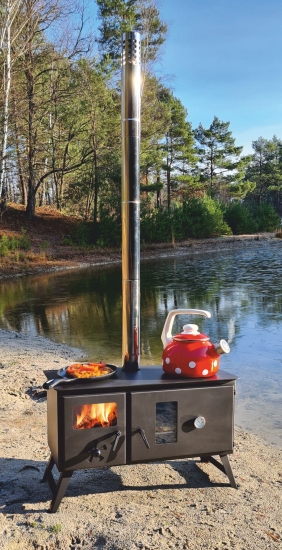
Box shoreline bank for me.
[0,328,281,549]
[0,233,280,282]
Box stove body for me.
[42,32,237,513]
[43,367,237,512]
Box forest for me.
[1,0,282,245]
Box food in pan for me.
[66,362,112,378]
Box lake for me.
[0,239,282,448]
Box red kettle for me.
[161,309,230,378]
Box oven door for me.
[61,393,126,469]
[130,386,234,462]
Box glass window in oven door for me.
[155,401,177,444]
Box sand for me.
[0,327,281,550]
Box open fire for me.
[73,402,117,430]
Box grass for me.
[0,230,30,258]
[39,240,50,259]
[0,231,50,264]
[27,521,62,534]
[49,523,62,534]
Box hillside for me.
[0,203,121,279]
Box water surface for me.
[0,240,281,447]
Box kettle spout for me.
[214,340,230,355]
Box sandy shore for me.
[0,328,281,550]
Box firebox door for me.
[130,386,234,462]
[61,393,126,470]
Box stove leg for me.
[42,455,73,512]
[220,454,237,489]
[48,471,73,513]
[41,455,55,482]
[200,454,237,489]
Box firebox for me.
[42,367,237,512]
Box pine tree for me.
[140,76,170,203]
[246,136,282,211]
[194,116,244,196]
[96,0,167,71]
[161,91,196,209]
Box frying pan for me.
[43,364,117,389]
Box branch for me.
[34,147,94,193]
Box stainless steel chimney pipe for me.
[121,31,141,371]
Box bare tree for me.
[8,0,93,217]
[0,0,23,198]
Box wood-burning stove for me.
[43,367,237,512]
[42,31,238,512]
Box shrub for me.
[251,203,280,232]
[224,201,280,234]
[61,215,122,249]
[140,197,232,244]
[223,202,258,234]
[96,208,121,247]
[0,238,9,257]
[182,197,232,238]
[0,234,21,256]
[18,229,30,250]
[62,222,93,247]
[140,206,174,244]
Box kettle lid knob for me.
[182,324,200,335]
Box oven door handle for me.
[112,430,122,452]
[138,428,150,449]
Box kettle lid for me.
[173,324,209,342]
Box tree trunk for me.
[210,149,214,191]
[259,157,262,205]
[167,168,171,210]
[93,149,99,241]
[0,0,11,198]
[166,136,171,210]
[12,95,27,205]
[26,183,36,218]
[25,37,36,218]
[156,175,160,208]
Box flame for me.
[73,402,117,430]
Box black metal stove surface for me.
[43,366,237,394]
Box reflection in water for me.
[0,240,282,447]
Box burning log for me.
[73,403,117,430]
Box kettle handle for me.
[161,309,211,348]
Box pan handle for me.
[43,378,64,389]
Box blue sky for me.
[155,0,282,154]
[90,0,282,155]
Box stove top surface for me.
[44,366,237,394]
